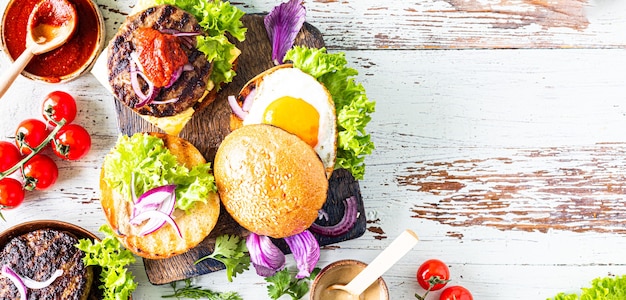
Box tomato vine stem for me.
[0,118,66,180]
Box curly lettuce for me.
[102,133,217,211]
[76,225,137,300]
[155,0,247,87]
[548,275,626,300]
[284,46,375,180]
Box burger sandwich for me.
[214,44,375,278]
[107,0,246,135]
[100,132,220,259]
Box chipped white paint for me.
[1,0,626,299]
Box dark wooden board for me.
[112,14,366,285]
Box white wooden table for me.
[2,0,626,299]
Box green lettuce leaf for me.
[548,275,626,300]
[76,225,137,300]
[156,0,246,88]
[284,46,375,180]
[102,133,217,211]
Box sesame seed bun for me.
[214,124,328,238]
[100,133,220,259]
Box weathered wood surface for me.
[97,0,626,49]
[1,0,626,299]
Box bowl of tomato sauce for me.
[1,0,105,83]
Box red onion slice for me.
[242,88,256,112]
[1,265,27,300]
[284,230,320,279]
[310,196,358,237]
[165,66,183,88]
[130,62,157,108]
[132,210,182,238]
[152,98,180,105]
[228,95,248,120]
[22,269,63,289]
[131,184,177,221]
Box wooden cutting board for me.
[112,14,366,285]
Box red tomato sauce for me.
[2,0,100,82]
[135,28,188,88]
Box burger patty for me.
[108,4,212,117]
[0,229,92,300]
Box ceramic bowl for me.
[0,220,106,299]
[0,0,105,83]
[310,259,389,300]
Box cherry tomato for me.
[15,119,50,155]
[417,259,450,291]
[0,178,25,208]
[23,154,58,191]
[0,141,21,174]
[440,286,473,300]
[42,91,77,126]
[52,124,91,160]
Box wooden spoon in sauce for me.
[326,230,419,299]
[0,0,77,98]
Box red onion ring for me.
[1,265,27,299]
[152,98,180,105]
[129,61,157,108]
[242,88,256,112]
[310,196,358,237]
[1,265,64,298]
[228,95,248,119]
[22,269,63,289]
[132,210,182,238]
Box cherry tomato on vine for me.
[52,124,91,160]
[42,91,77,126]
[0,141,21,174]
[440,286,473,300]
[417,259,450,291]
[15,119,50,155]
[23,154,58,191]
[0,178,25,208]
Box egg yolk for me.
[263,96,319,148]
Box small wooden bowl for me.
[0,220,110,300]
[0,0,105,83]
[0,219,98,245]
[310,259,389,300]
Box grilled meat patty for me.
[0,229,93,300]
[108,4,212,117]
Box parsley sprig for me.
[163,279,242,300]
[265,268,321,300]
[195,234,250,282]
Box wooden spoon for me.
[327,229,419,298]
[0,0,78,98]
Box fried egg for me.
[243,67,337,174]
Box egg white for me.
[243,67,337,173]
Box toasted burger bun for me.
[229,64,337,178]
[100,133,220,259]
[214,124,328,239]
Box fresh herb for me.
[265,267,320,300]
[76,225,137,300]
[284,46,376,180]
[548,275,626,300]
[163,278,242,300]
[155,0,247,88]
[195,234,250,282]
[102,133,217,212]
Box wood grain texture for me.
[111,14,365,285]
[92,0,626,50]
[2,0,626,298]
